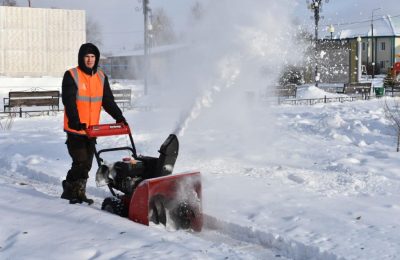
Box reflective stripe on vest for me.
[70,68,104,103]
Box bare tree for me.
[86,16,103,48]
[2,0,17,6]
[150,8,176,46]
[191,1,204,21]
[384,98,400,152]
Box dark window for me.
[381,42,386,51]
[362,42,365,51]
[380,60,385,69]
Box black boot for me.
[75,179,94,205]
[61,180,76,201]
[61,180,83,204]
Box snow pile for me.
[296,85,345,99]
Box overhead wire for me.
[321,13,400,28]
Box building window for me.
[381,42,386,51]
[362,42,365,51]
[380,60,385,69]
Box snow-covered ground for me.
[1,77,400,260]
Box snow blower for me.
[86,123,202,232]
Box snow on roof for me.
[324,15,400,39]
[111,44,186,58]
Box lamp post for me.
[357,36,362,82]
[143,0,150,95]
[328,24,335,40]
[307,0,329,88]
[371,8,381,79]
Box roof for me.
[110,44,186,58]
[323,15,400,39]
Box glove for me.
[68,121,87,131]
[116,117,128,126]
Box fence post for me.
[324,95,327,103]
[19,107,22,118]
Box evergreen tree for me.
[384,69,395,89]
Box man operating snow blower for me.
[61,43,127,205]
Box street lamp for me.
[357,36,362,82]
[307,0,329,88]
[143,0,151,95]
[371,7,381,79]
[328,24,335,40]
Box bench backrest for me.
[343,83,372,94]
[8,90,60,107]
[112,89,131,102]
[276,84,297,97]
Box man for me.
[61,43,127,204]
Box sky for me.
[11,0,400,54]
[295,0,400,36]
[15,0,199,53]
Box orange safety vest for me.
[63,67,105,135]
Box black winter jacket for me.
[62,43,124,127]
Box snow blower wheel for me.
[101,197,128,217]
[171,201,196,230]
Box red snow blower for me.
[86,123,202,232]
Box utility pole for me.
[357,36,362,82]
[307,0,329,88]
[143,0,150,95]
[328,24,334,40]
[371,8,381,79]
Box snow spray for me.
[160,0,303,138]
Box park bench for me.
[385,82,400,97]
[3,90,60,117]
[342,82,372,99]
[112,88,132,111]
[275,84,297,98]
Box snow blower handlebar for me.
[85,123,138,164]
[85,123,131,137]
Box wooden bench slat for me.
[112,89,131,95]
[9,91,60,98]
[9,98,59,107]
[111,88,132,111]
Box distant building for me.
[0,6,85,77]
[325,15,400,80]
[100,44,185,81]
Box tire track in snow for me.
[0,157,110,198]
[202,214,345,260]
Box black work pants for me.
[65,133,96,182]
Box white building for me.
[325,15,400,75]
[0,6,85,77]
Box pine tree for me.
[384,69,395,89]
